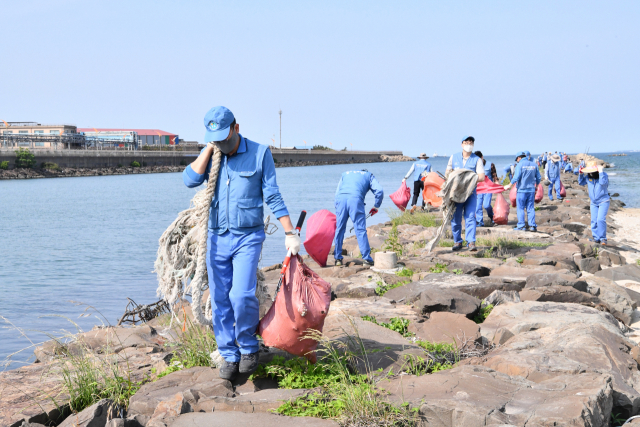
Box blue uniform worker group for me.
[579,160,610,244]
[507,151,541,232]
[333,170,384,265]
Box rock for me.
[484,290,521,306]
[192,389,308,413]
[577,242,596,257]
[327,297,420,323]
[167,412,338,427]
[584,276,637,325]
[563,222,588,234]
[413,273,525,300]
[519,285,598,304]
[378,365,613,426]
[128,367,233,417]
[147,393,191,427]
[383,283,480,319]
[374,251,397,269]
[408,312,480,346]
[521,257,556,266]
[489,265,549,282]
[599,249,627,267]
[59,399,117,427]
[332,275,379,298]
[595,264,640,282]
[578,257,602,273]
[525,272,588,292]
[445,261,491,277]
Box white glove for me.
[285,234,301,255]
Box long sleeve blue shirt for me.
[579,171,610,205]
[511,158,541,193]
[183,135,289,234]
[335,170,384,208]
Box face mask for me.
[214,131,239,154]
[463,144,474,153]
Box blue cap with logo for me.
[515,151,527,161]
[204,106,235,143]
[461,136,475,143]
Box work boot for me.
[239,352,260,374]
[335,260,343,266]
[219,361,239,380]
[363,259,374,267]
[468,243,477,252]
[452,242,463,252]
[410,205,418,214]
[528,227,537,233]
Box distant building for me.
[78,128,179,146]
[0,122,77,148]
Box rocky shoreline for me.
[0,155,415,180]
[4,155,640,427]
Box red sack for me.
[389,183,411,211]
[535,183,544,204]
[559,181,566,198]
[509,184,518,208]
[303,209,336,267]
[258,255,331,363]
[493,193,510,225]
[422,172,445,208]
[477,179,506,194]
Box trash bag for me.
[509,184,518,208]
[559,181,566,198]
[493,193,510,225]
[535,183,544,204]
[258,255,331,363]
[389,183,411,211]
[477,179,507,194]
[422,172,445,207]
[303,209,336,267]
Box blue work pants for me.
[548,176,562,200]
[590,200,610,242]
[451,192,477,244]
[475,193,493,226]
[334,197,373,263]
[516,192,536,230]
[207,229,265,362]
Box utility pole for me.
[279,109,282,149]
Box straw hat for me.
[550,154,561,162]
[581,160,599,173]
[417,153,429,159]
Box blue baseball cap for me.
[461,136,475,143]
[515,151,527,161]
[204,106,235,143]
[524,150,531,157]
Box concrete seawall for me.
[0,149,404,169]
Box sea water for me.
[1,152,638,364]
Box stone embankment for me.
[4,157,640,426]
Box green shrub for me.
[516,256,524,264]
[179,159,188,166]
[396,268,414,278]
[473,304,494,324]
[387,209,437,228]
[361,315,414,338]
[15,148,36,168]
[157,317,217,377]
[41,162,59,170]
[130,161,141,167]
[383,224,403,255]
[250,355,355,389]
[429,263,450,273]
[374,279,410,296]
[117,163,123,168]
[0,161,8,170]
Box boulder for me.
[578,257,602,273]
[383,283,480,319]
[489,265,548,282]
[413,273,524,300]
[168,412,338,427]
[445,261,491,277]
[378,366,612,426]
[595,264,640,282]
[519,285,598,304]
[599,249,627,267]
[332,275,379,299]
[408,312,480,346]
[191,389,308,413]
[584,276,637,325]
[484,290,521,306]
[327,297,420,324]
[525,272,588,292]
[59,399,117,427]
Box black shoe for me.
[335,260,343,266]
[477,223,485,227]
[452,243,463,252]
[363,260,374,267]
[219,361,239,380]
[239,352,260,374]
[513,226,525,231]
[527,227,537,233]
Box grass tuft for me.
[361,316,413,338]
[473,304,494,324]
[387,209,438,228]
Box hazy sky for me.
[2,0,638,155]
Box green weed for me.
[429,263,450,273]
[375,279,410,296]
[361,316,414,338]
[396,268,414,278]
[130,161,141,167]
[157,316,217,377]
[636,259,640,266]
[476,235,548,249]
[250,355,358,389]
[473,304,494,324]
[383,224,403,256]
[0,161,9,170]
[387,209,437,228]
[41,162,60,170]
[452,269,463,275]
[438,240,454,247]
[413,240,426,249]
[516,256,524,264]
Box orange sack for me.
[493,193,510,225]
[258,255,331,363]
[422,172,445,208]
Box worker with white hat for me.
[544,153,563,201]
[402,153,431,212]
[578,161,610,244]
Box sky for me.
[1,0,639,156]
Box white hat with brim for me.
[417,153,429,159]
[581,160,599,173]
[550,154,561,162]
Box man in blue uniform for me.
[402,153,431,212]
[579,161,610,244]
[334,170,384,266]
[503,164,515,182]
[545,153,563,201]
[183,106,299,380]
[474,151,495,227]
[505,151,541,231]
[445,136,485,251]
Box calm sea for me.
[1,152,638,364]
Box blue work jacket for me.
[547,161,560,180]
[413,160,431,181]
[183,135,289,234]
[503,164,514,180]
[483,162,493,183]
[511,158,541,193]
[451,152,480,172]
[335,170,384,208]
[579,171,610,205]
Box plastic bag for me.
[422,172,444,207]
[509,184,518,208]
[535,183,544,204]
[258,255,331,363]
[303,209,336,267]
[477,179,507,194]
[389,183,411,211]
[493,193,510,225]
[559,181,566,198]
